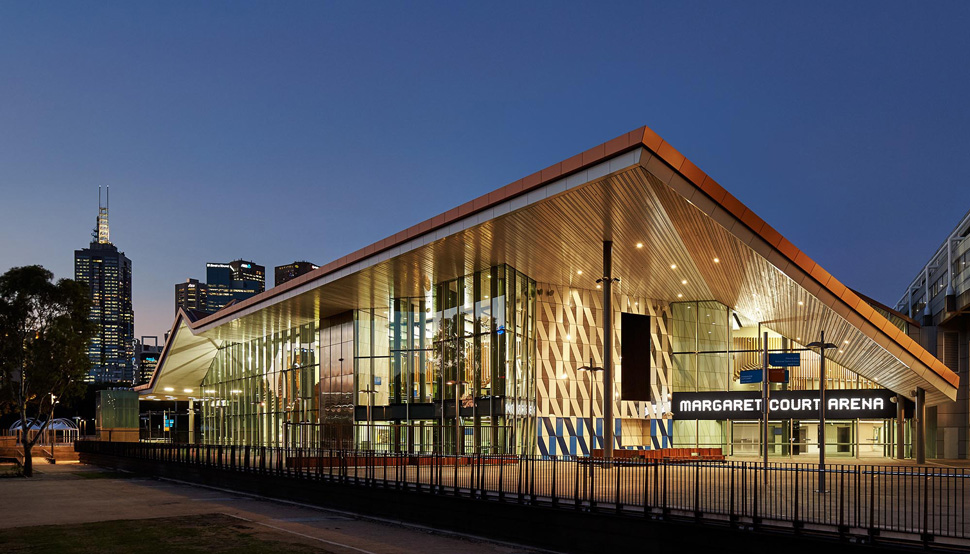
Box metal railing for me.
[75,441,970,549]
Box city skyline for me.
[1,3,969,339]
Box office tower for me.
[275,261,319,287]
[205,259,264,312]
[174,278,209,314]
[134,336,163,386]
[175,259,265,315]
[74,186,135,384]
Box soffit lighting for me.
[636,243,643,248]
[713,258,720,263]
[577,270,583,275]
[670,264,677,269]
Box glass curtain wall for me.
[201,322,319,448]
[671,300,896,458]
[353,264,536,455]
[434,265,537,455]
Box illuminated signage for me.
[671,390,901,420]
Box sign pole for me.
[762,331,769,483]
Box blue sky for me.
[1,2,968,338]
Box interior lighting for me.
[565,334,572,341]
[798,301,804,306]
[681,279,687,285]
[670,264,677,269]
[163,387,174,392]
[183,388,193,393]
[577,270,583,275]
[839,350,844,354]
[844,340,849,344]
[636,243,644,248]
[596,284,601,289]
[713,258,720,263]
[677,294,683,298]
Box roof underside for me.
[143,127,958,406]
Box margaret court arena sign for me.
[671,390,903,420]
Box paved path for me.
[0,462,552,554]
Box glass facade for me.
[355,265,536,454]
[199,264,536,455]
[201,323,319,448]
[671,300,903,458]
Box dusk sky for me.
[1,2,968,339]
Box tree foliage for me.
[0,265,97,476]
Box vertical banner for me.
[620,312,651,401]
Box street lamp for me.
[49,394,58,446]
[807,331,837,493]
[445,380,467,455]
[578,358,604,456]
[359,388,377,451]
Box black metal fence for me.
[76,441,970,549]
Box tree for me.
[0,265,96,477]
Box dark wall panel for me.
[621,312,651,401]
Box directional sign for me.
[739,369,762,384]
[768,353,801,367]
[768,368,790,383]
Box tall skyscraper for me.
[275,260,319,287]
[74,187,135,384]
[175,259,265,314]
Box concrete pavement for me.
[0,463,553,554]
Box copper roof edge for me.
[175,123,957,395]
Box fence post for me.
[498,454,505,502]
[752,462,759,528]
[730,462,737,528]
[551,457,558,508]
[574,458,581,511]
[839,465,847,540]
[615,461,622,514]
[869,466,877,542]
[793,462,800,532]
[922,467,931,546]
[694,461,701,521]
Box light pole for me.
[596,240,621,462]
[445,380,467,455]
[578,358,604,456]
[49,394,58,446]
[360,388,377,451]
[807,331,837,493]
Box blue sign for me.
[374,377,382,386]
[739,369,762,384]
[768,353,801,367]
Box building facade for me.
[895,209,970,459]
[174,278,208,314]
[139,126,959,459]
[134,336,163,386]
[275,261,319,287]
[175,260,265,315]
[75,188,135,384]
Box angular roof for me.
[140,125,958,405]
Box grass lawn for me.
[0,513,336,553]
